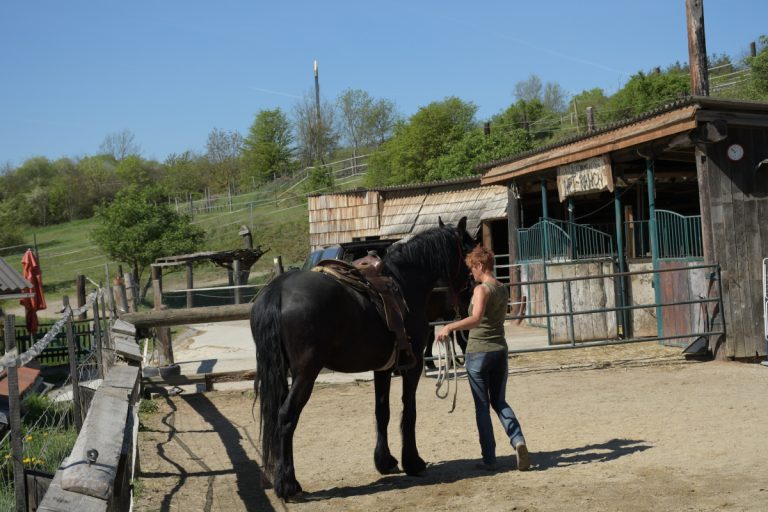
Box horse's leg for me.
[400,363,427,475]
[373,370,399,474]
[274,367,320,500]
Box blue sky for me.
[2,0,767,167]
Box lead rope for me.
[435,331,458,412]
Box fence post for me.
[100,288,112,355]
[273,256,284,276]
[104,264,116,319]
[125,272,137,313]
[4,314,27,512]
[76,274,87,320]
[63,296,83,432]
[152,265,174,365]
[92,298,104,379]
[186,262,194,309]
[233,259,242,305]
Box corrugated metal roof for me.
[0,256,31,294]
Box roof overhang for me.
[482,105,700,185]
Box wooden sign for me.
[556,155,614,202]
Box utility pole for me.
[314,59,323,164]
[686,0,709,96]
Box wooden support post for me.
[104,264,115,319]
[63,296,83,432]
[100,290,111,352]
[92,300,104,379]
[125,273,136,313]
[186,262,194,309]
[75,274,87,320]
[233,259,242,305]
[4,315,27,512]
[586,106,595,132]
[152,266,173,365]
[273,256,284,276]
[114,278,128,314]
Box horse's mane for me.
[383,226,460,282]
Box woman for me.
[436,245,530,471]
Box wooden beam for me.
[119,303,253,328]
[482,106,699,184]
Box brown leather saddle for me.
[312,251,415,371]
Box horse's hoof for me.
[403,457,427,476]
[275,479,303,501]
[375,454,399,475]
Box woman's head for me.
[465,245,495,273]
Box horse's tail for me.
[250,278,289,476]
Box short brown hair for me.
[465,245,495,272]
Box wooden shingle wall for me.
[308,191,381,250]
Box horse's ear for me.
[438,216,445,228]
[457,216,467,234]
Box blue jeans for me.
[465,350,525,464]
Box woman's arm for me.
[435,284,489,342]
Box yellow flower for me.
[22,458,30,464]
[4,454,10,459]
[43,432,48,437]
[25,435,33,442]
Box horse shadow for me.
[301,438,651,502]
[141,393,276,512]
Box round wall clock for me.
[727,143,744,162]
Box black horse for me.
[251,217,474,500]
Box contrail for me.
[250,87,302,99]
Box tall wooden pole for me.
[4,315,27,512]
[686,0,709,96]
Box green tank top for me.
[466,281,508,353]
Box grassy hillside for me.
[2,173,365,318]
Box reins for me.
[434,331,459,413]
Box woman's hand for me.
[436,325,452,343]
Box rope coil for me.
[434,332,459,413]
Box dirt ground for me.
[135,343,768,511]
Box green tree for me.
[241,108,294,184]
[206,128,244,191]
[160,151,208,197]
[748,35,768,96]
[294,92,339,166]
[605,70,689,121]
[426,127,533,181]
[337,89,399,151]
[366,97,477,186]
[91,187,205,301]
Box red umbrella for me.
[20,249,47,334]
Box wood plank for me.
[110,319,136,337]
[58,366,139,500]
[36,468,108,512]
[729,128,752,358]
[59,393,128,499]
[716,141,741,358]
[114,337,142,362]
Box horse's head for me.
[438,216,475,315]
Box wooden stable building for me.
[479,96,768,360]
[307,97,768,360]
